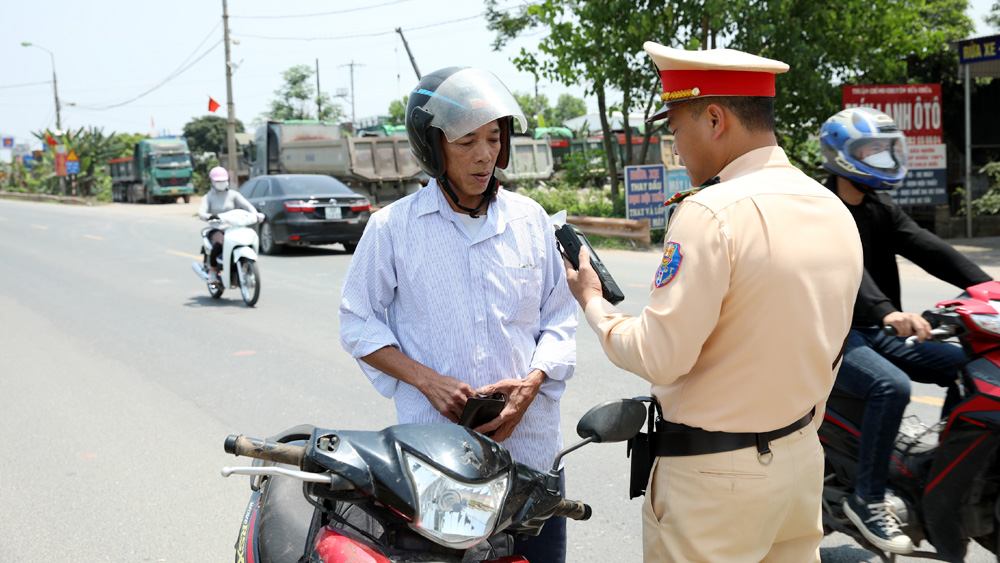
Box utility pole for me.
[339,61,365,125]
[316,58,322,121]
[20,42,60,130]
[395,28,421,80]
[222,0,239,188]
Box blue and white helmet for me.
[820,107,908,190]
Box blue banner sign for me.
[958,34,1000,65]
[625,165,669,229]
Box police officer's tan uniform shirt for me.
[585,146,863,433]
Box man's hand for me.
[473,370,545,442]
[563,246,603,309]
[419,371,477,423]
[360,346,475,422]
[882,311,932,342]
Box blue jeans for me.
[512,469,566,563]
[834,326,964,500]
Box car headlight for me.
[971,313,1000,336]
[403,451,509,549]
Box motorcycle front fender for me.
[233,246,258,263]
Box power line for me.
[234,13,483,41]
[78,20,223,110]
[231,0,413,19]
[0,80,52,90]
[87,39,222,110]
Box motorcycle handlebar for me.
[553,499,592,521]
[224,434,306,467]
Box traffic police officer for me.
[564,43,864,562]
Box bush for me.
[520,180,618,217]
[969,162,1000,216]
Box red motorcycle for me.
[221,398,646,563]
[821,280,1000,561]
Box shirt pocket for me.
[501,266,543,326]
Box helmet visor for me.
[417,67,527,143]
[846,134,907,173]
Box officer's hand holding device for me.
[556,223,625,305]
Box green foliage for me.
[183,115,245,155]
[387,96,408,125]
[561,148,607,187]
[971,162,1000,216]
[27,127,123,198]
[192,155,220,193]
[262,65,344,123]
[521,181,618,217]
[111,132,149,159]
[552,94,587,125]
[986,1,1000,29]
[487,0,974,183]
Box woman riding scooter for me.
[198,166,257,284]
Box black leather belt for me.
[648,411,813,461]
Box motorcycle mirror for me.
[576,398,647,443]
[547,398,648,489]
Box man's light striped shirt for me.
[339,180,577,471]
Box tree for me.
[387,96,408,125]
[987,1,1000,29]
[487,0,675,200]
[487,0,973,195]
[552,94,587,125]
[30,126,123,197]
[182,115,245,155]
[262,64,344,123]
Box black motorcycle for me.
[221,398,647,563]
[821,281,1000,562]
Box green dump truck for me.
[110,136,195,204]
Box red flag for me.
[208,96,220,113]
[44,131,57,146]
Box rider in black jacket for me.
[821,107,992,555]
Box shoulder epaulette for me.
[665,176,722,207]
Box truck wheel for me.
[183,195,190,204]
[343,242,358,253]
[260,222,283,255]
[144,187,152,204]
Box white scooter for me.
[191,209,264,307]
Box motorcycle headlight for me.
[403,451,509,549]
[971,313,1000,336]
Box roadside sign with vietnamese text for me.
[55,145,67,177]
[625,165,669,229]
[958,34,1000,65]
[2,138,12,148]
[843,84,947,205]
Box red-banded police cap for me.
[644,42,789,122]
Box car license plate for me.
[325,206,342,220]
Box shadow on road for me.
[820,544,883,562]
[184,294,251,308]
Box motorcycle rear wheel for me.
[239,258,260,307]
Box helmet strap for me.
[439,174,498,218]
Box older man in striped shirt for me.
[339,67,578,562]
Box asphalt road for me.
[0,196,997,562]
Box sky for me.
[2,0,998,154]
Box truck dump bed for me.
[263,122,422,181]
